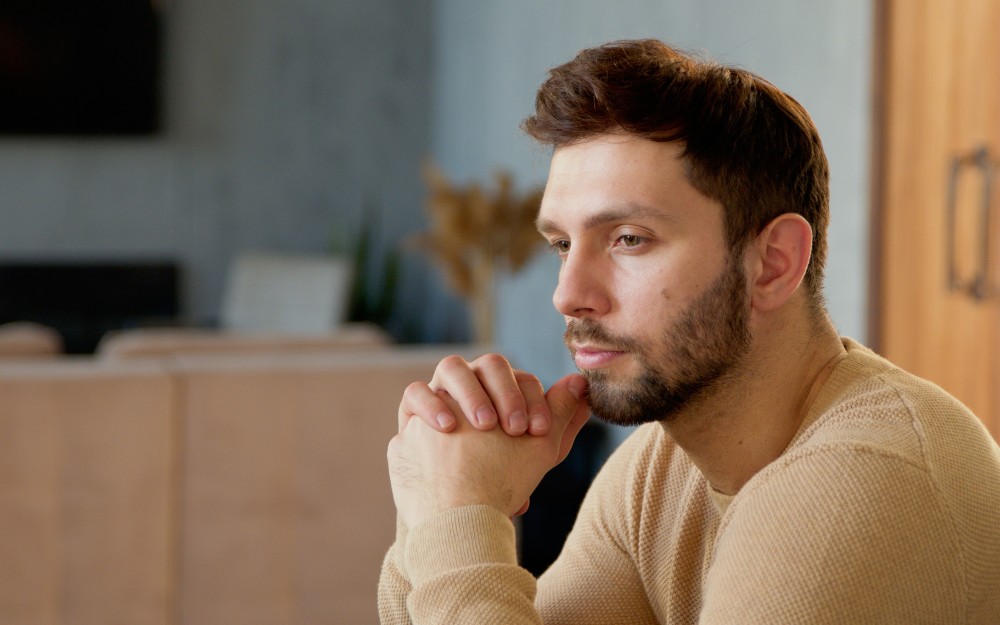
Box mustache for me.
[564,319,640,352]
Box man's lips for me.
[571,344,628,369]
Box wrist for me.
[404,505,517,586]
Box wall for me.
[0,0,873,354]
[430,0,874,393]
[0,0,462,341]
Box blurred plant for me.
[331,203,401,334]
[349,211,401,329]
[411,162,545,344]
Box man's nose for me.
[552,251,610,319]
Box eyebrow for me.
[536,202,673,234]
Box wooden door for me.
[874,0,1000,439]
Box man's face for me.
[537,135,752,426]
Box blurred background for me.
[0,0,870,365]
[3,0,998,623]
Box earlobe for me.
[749,214,812,312]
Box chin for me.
[583,366,706,428]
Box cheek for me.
[616,278,668,335]
[634,268,697,335]
[615,245,718,321]
[614,268,649,314]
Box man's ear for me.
[746,214,812,312]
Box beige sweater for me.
[379,339,1000,623]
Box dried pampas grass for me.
[412,162,546,343]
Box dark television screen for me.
[0,1,163,136]
[0,260,181,353]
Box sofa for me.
[95,322,392,360]
[0,327,477,625]
[0,321,64,359]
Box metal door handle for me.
[946,145,996,301]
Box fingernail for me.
[475,406,497,426]
[529,413,549,434]
[508,410,527,434]
[436,411,455,429]
[568,376,587,401]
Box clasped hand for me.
[388,354,590,529]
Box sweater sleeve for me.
[401,505,542,625]
[699,445,966,624]
[378,517,413,625]
[378,541,413,625]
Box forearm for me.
[402,506,543,625]
[378,516,414,625]
[378,542,414,625]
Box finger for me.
[514,370,552,436]
[557,401,593,465]
[399,381,458,433]
[472,354,529,435]
[430,355,499,430]
[544,374,591,464]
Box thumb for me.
[545,374,591,464]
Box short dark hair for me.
[523,39,830,306]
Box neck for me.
[661,311,847,496]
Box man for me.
[379,39,1000,624]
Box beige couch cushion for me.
[0,322,63,359]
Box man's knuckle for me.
[403,381,428,398]
[513,369,540,384]
[495,387,527,404]
[438,354,470,372]
[476,353,510,369]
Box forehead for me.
[537,135,722,232]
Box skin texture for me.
[389,132,847,528]
[543,136,753,427]
[389,372,590,527]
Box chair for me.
[0,322,64,359]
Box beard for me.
[564,253,752,427]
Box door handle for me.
[946,145,997,301]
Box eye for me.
[617,234,645,248]
[548,239,571,255]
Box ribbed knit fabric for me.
[378,338,1000,624]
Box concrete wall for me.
[0,0,461,341]
[430,0,874,387]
